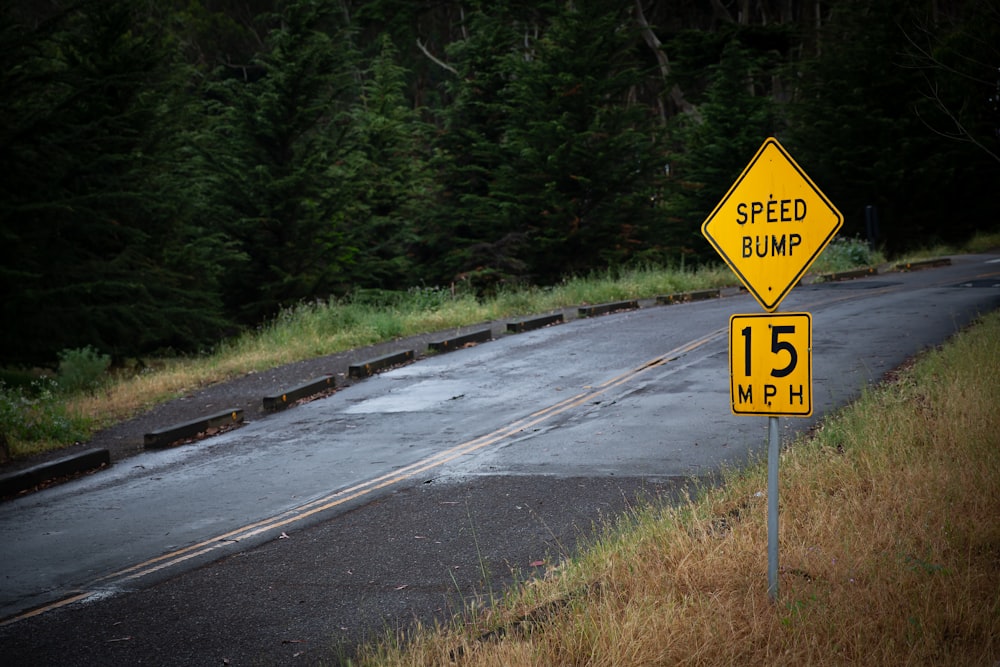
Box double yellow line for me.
[4,273,975,624]
[4,326,726,625]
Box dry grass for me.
[15,236,989,457]
[355,311,1000,666]
[61,264,736,431]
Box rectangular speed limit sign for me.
[729,312,812,417]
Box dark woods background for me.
[1,0,997,366]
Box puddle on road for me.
[343,380,471,413]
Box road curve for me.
[1,253,998,665]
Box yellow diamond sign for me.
[701,137,843,312]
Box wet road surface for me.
[2,254,998,664]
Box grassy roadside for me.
[0,262,707,459]
[4,262,738,460]
[352,309,1000,666]
[5,230,999,461]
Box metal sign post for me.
[767,415,780,599]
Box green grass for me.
[0,380,93,461]
[353,309,1000,666]
[3,263,737,460]
[0,234,988,461]
[890,229,1000,264]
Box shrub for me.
[57,346,111,394]
[0,381,92,459]
[813,236,883,273]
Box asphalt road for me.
[2,254,998,665]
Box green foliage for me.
[788,0,999,252]
[207,0,365,324]
[1,0,996,367]
[812,237,885,274]
[494,1,666,284]
[424,1,666,289]
[0,0,233,365]
[663,37,779,261]
[0,381,92,459]
[417,6,525,289]
[345,34,434,289]
[57,346,111,394]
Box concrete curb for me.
[895,257,952,271]
[506,313,564,333]
[816,266,879,282]
[577,300,639,318]
[143,409,245,449]
[262,376,336,412]
[8,261,962,497]
[656,288,721,305]
[428,328,493,353]
[348,350,416,379]
[0,448,110,497]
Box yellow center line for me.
[7,278,932,624]
[83,328,727,591]
[0,592,93,627]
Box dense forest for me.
[1,0,997,366]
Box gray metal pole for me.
[768,415,780,600]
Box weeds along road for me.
[2,254,999,665]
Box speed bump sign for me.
[702,138,842,312]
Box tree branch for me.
[416,37,458,76]
[634,0,698,121]
[708,0,735,25]
[916,78,1000,165]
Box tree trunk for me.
[634,0,698,121]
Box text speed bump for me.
[730,312,812,417]
[701,137,843,312]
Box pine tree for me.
[207,0,364,323]
[663,37,778,262]
[344,33,434,291]
[0,1,231,364]
[494,0,666,283]
[416,6,525,290]
[423,1,666,289]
